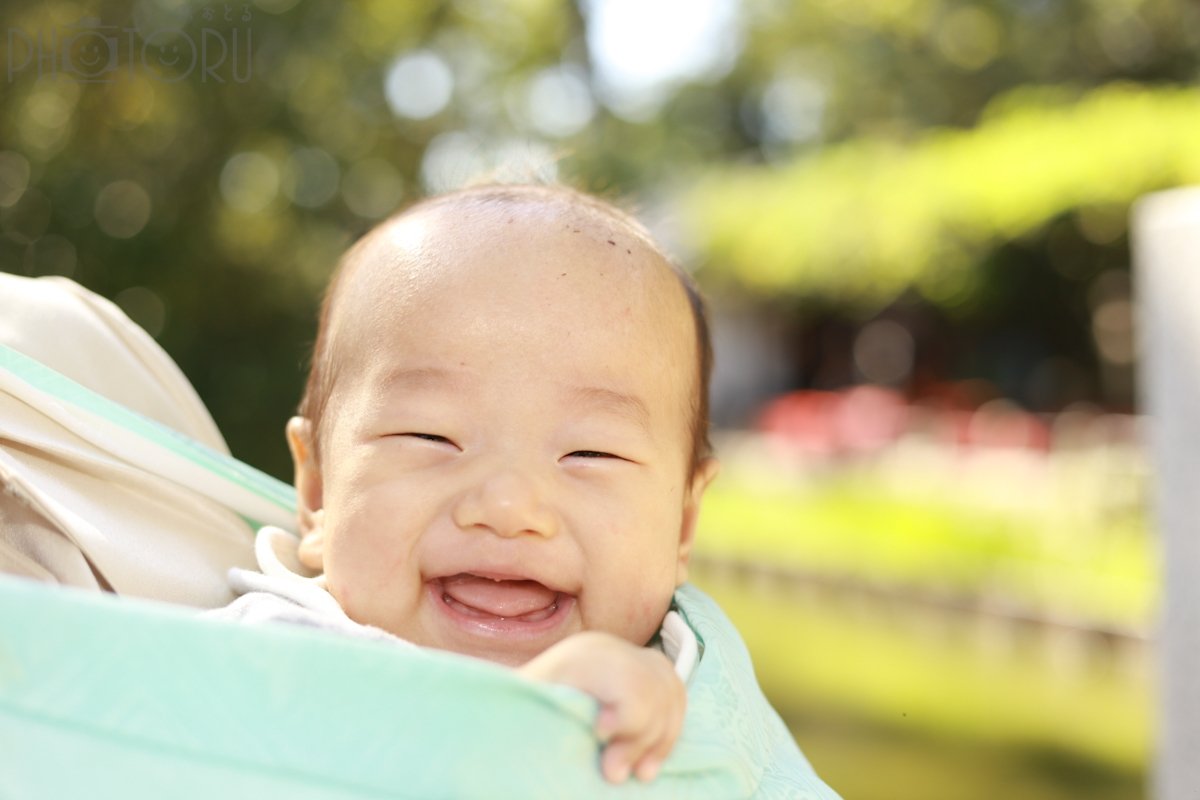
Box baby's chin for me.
[441,640,542,668]
[397,626,566,668]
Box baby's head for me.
[287,184,719,666]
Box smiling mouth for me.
[437,573,564,622]
[442,592,559,622]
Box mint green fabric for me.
[0,339,840,797]
[0,575,839,798]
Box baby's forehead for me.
[311,191,705,471]
[324,199,695,396]
[332,197,684,326]
[375,194,656,266]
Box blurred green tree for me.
[0,0,1196,471]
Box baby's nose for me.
[451,469,560,539]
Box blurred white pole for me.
[1134,186,1200,800]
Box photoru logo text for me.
[6,11,253,84]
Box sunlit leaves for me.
[683,83,1200,306]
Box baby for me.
[220,183,720,784]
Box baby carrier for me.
[0,273,839,799]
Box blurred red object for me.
[964,400,1052,451]
[757,385,909,457]
[757,383,1053,457]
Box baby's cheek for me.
[324,524,397,610]
[614,567,675,635]
[628,592,674,645]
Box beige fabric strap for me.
[0,273,256,607]
[0,480,100,588]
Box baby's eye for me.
[398,432,458,447]
[565,450,620,460]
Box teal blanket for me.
[0,576,839,798]
[0,341,840,797]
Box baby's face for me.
[291,202,716,666]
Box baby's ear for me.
[286,416,323,532]
[675,456,720,587]
[287,416,327,571]
[296,509,326,572]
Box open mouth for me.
[430,573,573,633]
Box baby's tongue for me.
[440,574,557,618]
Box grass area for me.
[788,711,1145,800]
[693,446,1155,630]
[691,568,1152,798]
[685,438,1155,797]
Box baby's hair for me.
[299,183,714,476]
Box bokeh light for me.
[282,147,341,209]
[0,152,31,208]
[2,188,52,243]
[384,50,455,120]
[94,180,151,239]
[524,65,595,138]
[219,153,280,214]
[341,157,405,219]
[114,285,167,338]
[584,0,740,117]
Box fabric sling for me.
[0,275,840,798]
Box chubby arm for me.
[518,631,687,784]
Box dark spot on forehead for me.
[606,240,616,246]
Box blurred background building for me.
[2,0,1197,797]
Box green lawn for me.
[692,570,1151,800]
[694,453,1155,630]
[687,447,1154,799]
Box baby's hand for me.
[519,631,686,784]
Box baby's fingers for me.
[601,738,636,783]
[594,704,621,742]
[602,726,668,784]
[598,711,670,783]
[630,679,687,782]
[594,692,656,744]
[632,753,664,783]
[630,725,676,782]
[629,708,684,782]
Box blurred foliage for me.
[684,83,1200,305]
[786,717,1143,800]
[693,432,1154,797]
[696,569,1149,800]
[1,0,1198,472]
[696,437,1154,629]
[732,0,1198,137]
[0,0,589,475]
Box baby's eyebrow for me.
[382,366,468,392]
[380,368,652,431]
[567,385,652,432]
